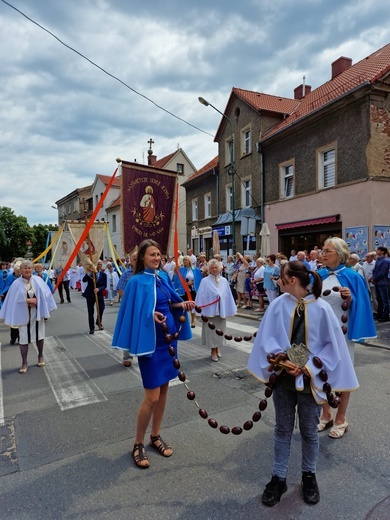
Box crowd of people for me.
[0,238,388,506]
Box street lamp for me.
[51,205,66,223]
[198,96,236,254]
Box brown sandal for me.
[149,434,172,457]
[132,443,150,468]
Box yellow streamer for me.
[33,225,64,263]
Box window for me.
[241,126,251,155]
[192,199,198,221]
[112,214,117,233]
[95,194,99,207]
[318,145,336,189]
[225,137,234,166]
[242,179,251,207]
[280,162,294,198]
[204,193,211,218]
[72,200,77,212]
[226,184,233,212]
[177,163,184,175]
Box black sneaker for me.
[301,471,320,504]
[262,475,287,506]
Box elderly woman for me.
[232,252,249,307]
[317,237,376,438]
[194,259,237,361]
[224,255,235,283]
[0,259,57,373]
[173,255,203,327]
[253,257,266,312]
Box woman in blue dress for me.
[112,239,195,468]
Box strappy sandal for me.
[132,443,150,468]
[149,434,172,457]
[328,421,348,439]
[318,418,333,432]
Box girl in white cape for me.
[247,261,358,507]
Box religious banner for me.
[67,222,106,269]
[51,230,77,268]
[344,226,368,258]
[121,162,177,254]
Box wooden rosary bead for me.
[323,382,331,393]
[201,315,209,322]
[313,356,323,369]
[168,346,175,356]
[319,370,328,382]
[178,371,186,382]
[269,373,278,385]
[341,325,347,335]
[216,329,224,336]
[208,418,218,428]
[322,289,331,296]
[244,335,253,341]
[161,323,168,333]
[243,421,253,431]
[178,315,187,323]
[199,409,208,419]
[341,314,348,323]
[232,426,243,435]
[208,322,216,330]
[234,336,243,342]
[194,305,202,313]
[224,333,233,340]
[264,386,273,398]
[267,353,276,362]
[219,425,230,434]
[173,358,180,369]
[259,399,268,411]
[187,391,196,400]
[252,411,262,422]
[164,334,173,344]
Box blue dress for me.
[138,281,178,389]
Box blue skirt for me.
[138,285,179,389]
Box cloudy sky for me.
[1,0,390,225]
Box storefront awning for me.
[213,208,261,226]
[276,214,339,231]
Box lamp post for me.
[51,205,66,224]
[198,96,236,255]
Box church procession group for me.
[0,230,387,506]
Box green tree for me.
[0,207,33,260]
[31,223,58,261]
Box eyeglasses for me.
[322,249,336,254]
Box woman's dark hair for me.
[134,239,161,274]
[267,254,276,263]
[280,260,322,298]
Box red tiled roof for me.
[263,42,390,139]
[185,156,219,183]
[108,195,121,209]
[153,151,176,168]
[233,87,298,115]
[97,174,121,187]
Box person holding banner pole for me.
[82,260,107,334]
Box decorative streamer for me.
[33,225,64,263]
[105,223,123,274]
[54,165,119,291]
[173,181,192,300]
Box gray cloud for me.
[0,0,389,225]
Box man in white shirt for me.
[363,252,378,314]
[163,255,176,280]
[187,248,197,268]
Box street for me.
[0,288,389,520]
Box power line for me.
[1,0,214,138]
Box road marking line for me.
[0,343,4,425]
[44,336,107,411]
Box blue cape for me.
[173,266,203,296]
[112,268,192,356]
[317,264,376,342]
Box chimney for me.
[331,56,352,79]
[294,84,311,100]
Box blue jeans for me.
[272,382,321,479]
[376,284,389,318]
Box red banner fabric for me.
[121,162,177,255]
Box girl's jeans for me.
[272,382,321,479]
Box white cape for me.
[0,275,57,326]
[247,293,359,403]
[194,275,237,318]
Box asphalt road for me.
[0,289,389,520]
